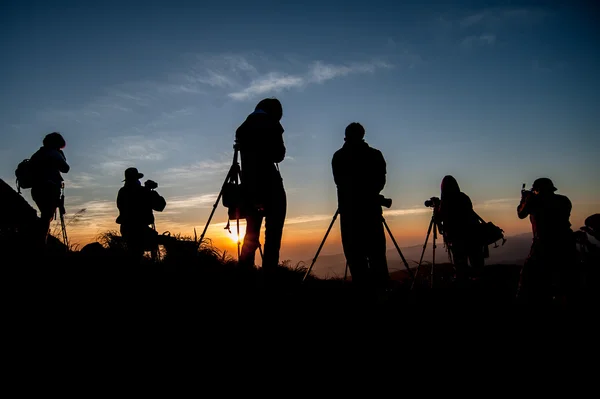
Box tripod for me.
[302,209,415,284]
[199,145,263,262]
[57,182,69,250]
[410,209,449,290]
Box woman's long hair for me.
[440,175,460,200]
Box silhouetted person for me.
[29,132,70,251]
[332,122,389,293]
[583,214,600,241]
[235,98,287,271]
[116,168,166,261]
[517,178,576,307]
[435,175,485,281]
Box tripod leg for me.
[60,213,69,250]
[411,218,434,291]
[431,221,437,289]
[236,217,241,260]
[199,190,224,246]
[382,217,414,282]
[199,163,238,246]
[302,209,339,282]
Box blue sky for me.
[1,0,599,262]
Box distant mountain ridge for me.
[305,233,533,279]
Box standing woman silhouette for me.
[436,175,485,280]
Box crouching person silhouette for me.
[516,178,577,308]
[116,167,166,262]
[332,122,390,296]
[30,132,70,252]
[235,98,287,272]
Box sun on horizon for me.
[228,225,246,245]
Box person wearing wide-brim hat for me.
[123,167,144,182]
[116,167,166,261]
[516,177,576,308]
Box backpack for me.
[15,158,37,194]
[474,212,507,248]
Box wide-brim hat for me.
[532,177,557,192]
[123,167,144,181]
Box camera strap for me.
[473,211,486,224]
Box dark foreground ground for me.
[5,249,597,321]
[3,246,598,385]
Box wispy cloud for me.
[308,61,391,83]
[283,206,432,226]
[162,193,219,211]
[531,60,567,73]
[228,60,393,101]
[282,199,517,225]
[109,135,180,162]
[383,208,432,217]
[63,172,100,189]
[158,159,232,182]
[460,12,487,28]
[183,70,236,88]
[285,214,335,225]
[461,34,497,48]
[459,7,547,29]
[66,200,117,230]
[445,6,548,51]
[94,160,132,177]
[228,73,305,100]
[476,198,520,209]
[35,53,397,132]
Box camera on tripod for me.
[424,196,440,208]
[144,180,158,190]
[379,195,392,208]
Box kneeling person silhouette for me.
[116,167,167,261]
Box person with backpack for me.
[116,167,167,261]
[235,98,287,272]
[435,175,486,281]
[28,132,70,251]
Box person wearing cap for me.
[517,177,576,307]
[332,122,390,295]
[29,132,70,251]
[116,167,166,261]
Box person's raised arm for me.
[52,149,70,173]
[517,192,532,219]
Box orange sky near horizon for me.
[58,197,599,265]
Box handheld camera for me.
[144,180,158,190]
[521,183,534,197]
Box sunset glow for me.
[1,1,598,269]
[228,225,246,246]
